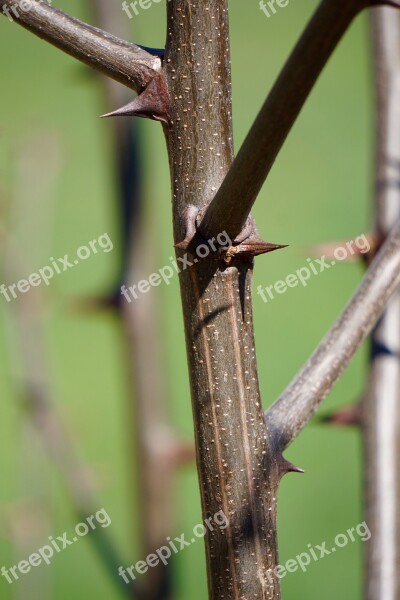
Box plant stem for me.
[266,218,400,451]
[363,8,400,599]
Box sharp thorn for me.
[100,76,170,125]
[137,45,165,58]
[256,241,288,254]
[169,442,196,467]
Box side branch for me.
[0,0,160,92]
[197,0,400,241]
[265,218,400,451]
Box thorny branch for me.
[197,0,400,242]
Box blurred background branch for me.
[88,3,193,599]
[1,132,136,598]
[363,7,400,599]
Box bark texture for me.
[163,2,282,598]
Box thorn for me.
[320,404,361,427]
[100,75,170,125]
[223,240,287,264]
[284,460,305,474]
[68,295,120,314]
[175,208,288,261]
[279,456,305,477]
[169,442,196,468]
[101,101,138,119]
[237,240,288,257]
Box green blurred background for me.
[0,0,374,598]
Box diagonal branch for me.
[265,217,400,451]
[0,0,160,93]
[197,0,400,242]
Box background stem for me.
[363,8,400,599]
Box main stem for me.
[163,2,281,598]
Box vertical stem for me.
[163,2,281,598]
[364,7,400,600]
